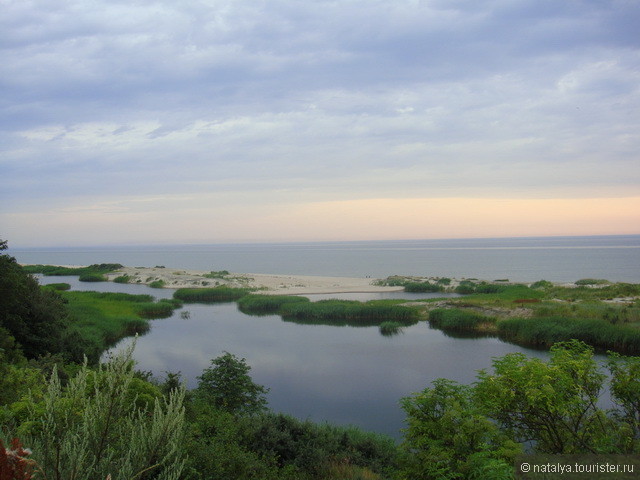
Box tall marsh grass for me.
[174,286,252,303]
[237,294,310,314]
[428,308,496,333]
[497,316,640,355]
[280,300,418,325]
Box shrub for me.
[42,283,71,291]
[149,279,166,288]
[113,275,130,283]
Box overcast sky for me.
[2,0,639,247]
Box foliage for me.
[149,280,166,288]
[428,308,496,333]
[174,287,252,303]
[42,283,71,291]
[21,264,123,277]
[78,273,107,282]
[113,275,130,284]
[8,344,186,480]
[195,352,269,415]
[203,270,230,279]
[379,321,404,336]
[239,412,399,478]
[497,316,640,354]
[236,294,310,314]
[400,379,519,480]
[403,282,443,293]
[280,300,418,324]
[0,242,70,359]
[475,340,613,454]
[0,438,37,479]
[575,278,611,286]
[60,291,178,363]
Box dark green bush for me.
[149,280,166,288]
[43,283,71,291]
[113,275,131,283]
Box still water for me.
[39,275,554,440]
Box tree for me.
[474,340,613,454]
[400,379,519,480]
[0,240,69,359]
[195,352,269,415]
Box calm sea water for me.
[10,235,640,283]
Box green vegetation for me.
[576,278,611,285]
[174,286,252,303]
[22,263,123,276]
[203,269,230,278]
[379,321,404,336]
[78,272,107,282]
[149,279,166,288]
[403,282,443,293]
[428,308,496,333]
[113,274,131,283]
[280,299,419,325]
[61,291,180,363]
[237,294,310,314]
[42,282,71,291]
[416,280,640,354]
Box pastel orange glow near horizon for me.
[6,196,639,246]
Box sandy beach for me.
[109,266,405,295]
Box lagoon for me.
[40,275,553,439]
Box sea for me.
[8,234,640,283]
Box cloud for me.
[1,0,639,244]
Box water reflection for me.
[39,276,551,439]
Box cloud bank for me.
[2,0,639,245]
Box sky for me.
[2,0,639,247]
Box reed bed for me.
[237,294,310,314]
[174,286,252,303]
[280,300,418,325]
[497,316,640,355]
[428,308,496,333]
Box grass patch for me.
[61,291,178,362]
[497,316,640,355]
[43,282,71,291]
[237,294,310,314]
[174,286,252,303]
[428,308,496,333]
[113,275,131,283]
[149,279,166,288]
[280,300,418,325]
[403,282,443,293]
[79,273,107,282]
[379,321,404,336]
[23,263,123,276]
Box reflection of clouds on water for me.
[80,282,556,439]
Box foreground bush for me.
[6,344,186,480]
